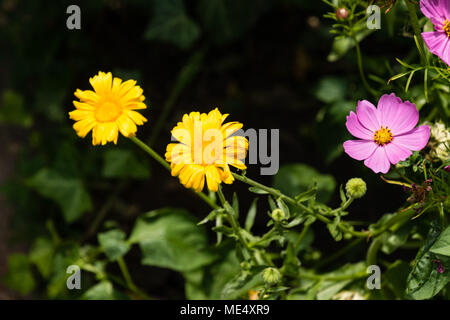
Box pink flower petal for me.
[364,146,391,174]
[422,31,450,66]
[377,93,402,127]
[388,101,419,136]
[345,111,374,140]
[384,142,412,165]
[420,0,449,21]
[393,125,430,151]
[343,140,378,161]
[356,100,380,132]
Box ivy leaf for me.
[128,208,217,272]
[0,90,33,127]
[81,281,127,300]
[102,149,150,179]
[2,254,36,295]
[184,247,240,299]
[98,229,130,261]
[29,237,55,279]
[26,168,92,223]
[406,223,450,299]
[145,0,200,49]
[430,226,450,256]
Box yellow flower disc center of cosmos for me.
[444,20,450,37]
[374,126,393,145]
[95,101,122,122]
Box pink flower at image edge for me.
[420,0,450,66]
[343,93,430,174]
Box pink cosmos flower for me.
[343,93,430,174]
[420,0,450,66]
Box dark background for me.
[0,0,417,298]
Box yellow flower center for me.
[95,101,122,122]
[444,20,450,37]
[374,126,393,145]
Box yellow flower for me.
[165,108,248,192]
[69,71,147,145]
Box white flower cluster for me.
[430,122,450,162]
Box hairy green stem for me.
[217,186,255,263]
[232,172,369,238]
[130,136,218,209]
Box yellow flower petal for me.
[69,72,147,146]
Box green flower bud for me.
[262,267,281,285]
[271,209,285,222]
[345,178,367,199]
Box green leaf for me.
[327,27,374,62]
[384,260,410,299]
[295,187,317,203]
[381,222,413,255]
[184,247,240,299]
[81,281,126,300]
[145,0,200,49]
[98,229,130,261]
[232,192,239,218]
[273,164,336,203]
[128,208,216,272]
[327,216,343,241]
[47,243,81,298]
[248,186,269,194]
[406,223,450,299]
[430,226,450,256]
[26,168,92,223]
[314,77,347,104]
[102,149,150,179]
[2,254,36,295]
[245,198,258,231]
[0,90,33,127]
[221,270,264,299]
[29,237,55,278]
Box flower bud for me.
[271,208,285,222]
[345,178,367,199]
[336,8,349,20]
[263,267,281,285]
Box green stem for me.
[353,37,376,97]
[298,270,367,281]
[315,238,364,270]
[130,136,170,171]
[294,224,311,250]
[117,257,152,300]
[232,172,369,238]
[83,180,127,241]
[231,173,313,215]
[217,186,255,263]
[148,50,205,146]
[406,1,427,65]
[366,237,382,266]
[130,136,218,210]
